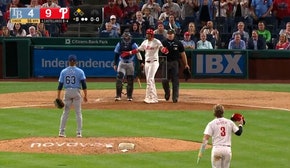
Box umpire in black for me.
[161,29,190,103]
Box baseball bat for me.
[196,156,201,165]
[137,77,142,88]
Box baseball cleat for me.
[58,133,66,138]
[76,133,82,138]
[127,98,133,101]
[115,97,121,101]
[165,93,170,101]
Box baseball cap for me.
[167,29,175,34]
[68,55,77,62]
[184,31,190,36]
[110,15,116,20]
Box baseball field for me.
[0,78,289,168]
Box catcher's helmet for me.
[122,31,132,42]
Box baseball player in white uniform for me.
[121,28,168,103]
[198,104,244,168]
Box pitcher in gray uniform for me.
[57,55,88,138]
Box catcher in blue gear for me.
[113,31,141,101]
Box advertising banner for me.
[33,49,115,77]
[192,51,248,78]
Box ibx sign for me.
[193,52,247,78]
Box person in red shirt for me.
[275,33,290,50]
[104,0,123,22]
[272,0,290,23]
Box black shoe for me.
[165,93,170,101]
[173,99,178,103]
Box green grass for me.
[0,82,289,167]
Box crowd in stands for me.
[0,0,82,37]
[100,0,290,50]
[1,0,290,50]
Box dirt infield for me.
[1,88,290,155]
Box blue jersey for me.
[58,66,86,89]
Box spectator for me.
[101,22,119,38]
[104,0,123,22]
[279,22,290,41]
[196,32,213,49]
[158,4,171,22]
[162,0,181,20]
[109,15,121,35]
[26,25,41,37]
[115,0,128,10]
[141,0,161,20]
[247,30,267,50]
[275,33,290,50]
[232,0,252,24]
[213,0,228,18]
[123,0,140,24]
[143,7,156,29]
[11,23,26,37]
[37,22,49,37]
[163,14,181,35]
[129,21,143,37]
[272,0,290,24]
[250,0,273,24]
[153,22,167,40]
[180,31,196,49]
[41,0,60,7]
[228,33,246,49]
[200,20,219,48]
[27,0,41,8]
[257,21,272,49]
[232,21,250,43]
[130,11,149,35]
[185,22,199,43]
[197,0,214,26]
[180,0,198,24]
[1,26,11,37]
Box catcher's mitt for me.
[54,98,64,109]
[183,67,191,81]
[231,113,246,125]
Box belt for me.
[146,60,157,63]
[215,145,231,147]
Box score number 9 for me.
[45,9,52,18]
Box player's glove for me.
[54,98,64,109]
[183,67,191,81]
[161,47,169,54]
[231,113,246,125]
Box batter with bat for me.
[198,104,244,168]
[122,28,169,103]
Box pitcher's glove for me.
[183,67,191,81]
[231,113,246,125]
[54,98,64,109]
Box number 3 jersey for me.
[204,117,239,147]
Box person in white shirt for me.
[198,104,244,168]
[196,32,213,49]
[26,25,41,37]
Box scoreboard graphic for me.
[10,6,103,24]
[10,8,70,24]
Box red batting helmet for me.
[146,28,154,35]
